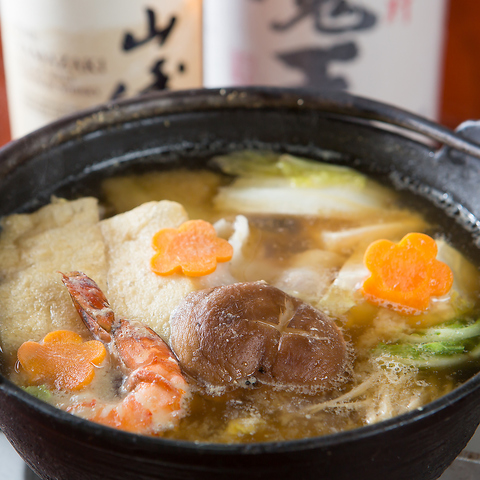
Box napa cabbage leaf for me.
[211,151,396,218]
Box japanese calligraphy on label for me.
[1,0,202,138]
[203,0,448,119]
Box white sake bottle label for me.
[1,0,202,138]
[203,0,448,120]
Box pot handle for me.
[434,121,480,164]
[274,88,480,159]
[321,91,480,160]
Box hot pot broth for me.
[3,151,480,443]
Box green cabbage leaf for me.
[376,318,480,369]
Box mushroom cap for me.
[170,281,349,390]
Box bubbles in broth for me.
[2,151,480,443]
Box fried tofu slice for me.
[99,200,197,342]
[0,197,107,362]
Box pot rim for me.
[2,367,479,454]
[1,86,480,455]
[2,86,480,176]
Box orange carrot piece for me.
[362,232,453,314]
[17,330,107,392]
[150,219,234,277]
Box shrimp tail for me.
[61,271,114,343]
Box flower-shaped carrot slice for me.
[362,233,453,314]
[17,330,107,391]
[150,219,234,277]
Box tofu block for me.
[0,197,107,362]
[100,201,197,342]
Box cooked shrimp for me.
[60,271,190,435]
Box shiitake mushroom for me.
[170,281,349,391]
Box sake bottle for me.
[203,0,449,120]
[0,0,203,138]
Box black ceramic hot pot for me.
[1,88,480,480]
